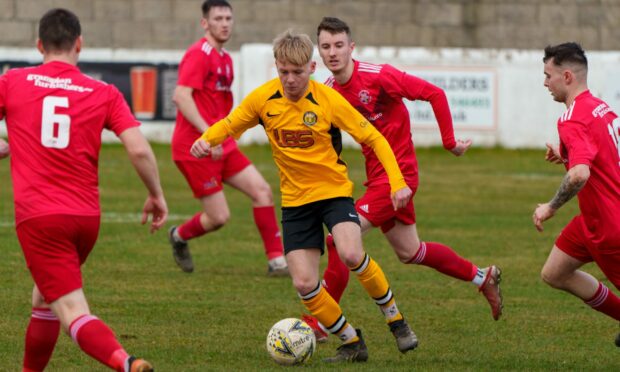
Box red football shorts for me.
[355,183,417,233]
[556,215,620,290]
[16,214,100,303]
[175,147,251,198]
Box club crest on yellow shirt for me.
[302,111,318,127]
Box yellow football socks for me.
[353,253,404,323]
[300,283,359,344]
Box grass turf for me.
[0,143,617,370]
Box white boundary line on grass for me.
[0,212,192,228]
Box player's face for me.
[317,30,354,74]
[203,6,233,44]
[544,59,568,103]
[276,59,316,101]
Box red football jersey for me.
[558,90,620,245]
[172,38,236,161]
[325,60,456,187]
[0,61,139,225]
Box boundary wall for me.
[2,45,620,149]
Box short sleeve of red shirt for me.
[0,73,7,120]
[105,85,140,135]
[177,49,207,90]
[560,120,597,168]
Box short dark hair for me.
[38,8,81,52]
[317,17,351,40]
[543,42,588,68]
[202,0,232,17]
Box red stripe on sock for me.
[23,308,60,372]
[585,282,620,321]
[69,315,127,370]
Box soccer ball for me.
[266,318,316,365]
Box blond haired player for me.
[191,30,417,362]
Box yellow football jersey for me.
[200,78,406,207]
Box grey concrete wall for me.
[0,0,618,51]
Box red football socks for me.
[585,282,620,321]
[23,308,60,372]
[322,234,350,303]
[253,206,284,259]
[407,241,477,281]
[178,212,207,241]
[69,315,127,371]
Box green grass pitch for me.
[0,143,617,370]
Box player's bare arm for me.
[449,139,473,157]
[0,138,9,159]
[173,85,223,159]
[533,164,589,231]
[119,127,169,232]
[173,85,209,132]
[549,164,589,209]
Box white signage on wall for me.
[401,67,497,130]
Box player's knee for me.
[207,211,230,229]
[396,251,413,264]
[293,278,317,295]
[392,242,417,263]
[339,250,365,269]
[252,180,274,205]
[540,266,563,288]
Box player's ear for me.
[75,36,83,54]
[200,17,208,32]
[309,61,316,74]
[563,69,573,84]
[36,39,45,55]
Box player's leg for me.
[326,198,417,353]
[384,220,503,320]
[23,285,60,372]
[302,230,348,342]
[282,202,367,362]
[223,154,286,276]
[305,215,372,342]
[543,216,620,323]
[315,194,381,307]
[169,159,229,272]
[543,247,620,347]
[543,247,620,321]
[541,246,605,297]
[17,215,153,371]
[593,249,620,347]
[51,289,152,371]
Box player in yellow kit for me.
[191,30,416,362]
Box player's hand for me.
[392,186,412,210]
[210,144,223,160]
[545,142,565,164]
[449,139,472,157]
[532,202,556,232]
[191,139,211,158]
[141,194,168,233]
[0,139,9,159]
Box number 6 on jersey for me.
[41,96,70,149]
